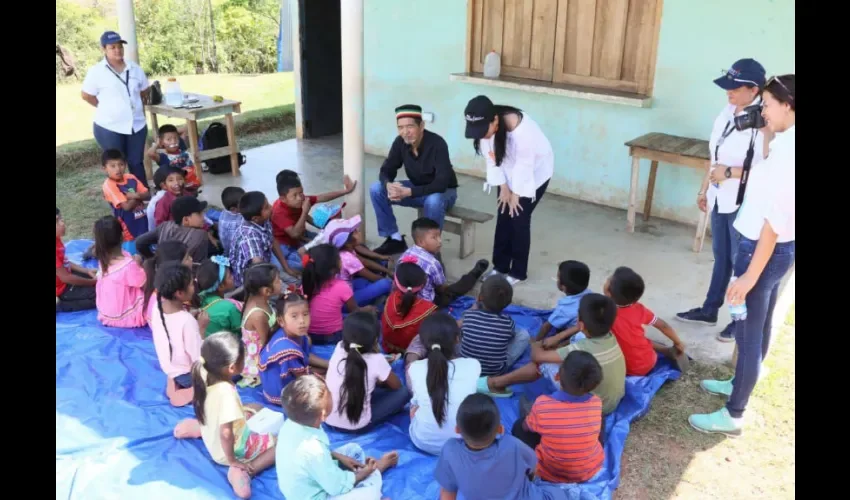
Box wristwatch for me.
[724,167,732,179]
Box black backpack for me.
[200,122,246,174]
[149,80,163,105]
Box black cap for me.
[153,166,184,188]
[464,95,495,139]
[171,196,208,224]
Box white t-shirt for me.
[707,98,766,214]
[82,58,150,135]
[480,114,554,200]
[146,190,166,231]
[408,357,481,455]
[733,125,795,242]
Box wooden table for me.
[624,133,711,252]
[144,94,243,185]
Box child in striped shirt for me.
[459,275,530,396]
[512,351,605,484]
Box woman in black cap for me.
[464,96,553,286]
[674,59,770,342]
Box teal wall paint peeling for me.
[362,0,794,224]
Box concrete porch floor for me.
[200,136,795,365]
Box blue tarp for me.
[57,240,680,500]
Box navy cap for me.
[464,95,496,139]
[714,59,766,90]
[100,31,127,47]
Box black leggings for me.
[57,271,97,312]
[492,181,549,281]
[435,264,484,308]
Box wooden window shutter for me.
[552,0,663,95]
[470,0,560,82]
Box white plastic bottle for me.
[483,50,501,78]
[728,277,748,321]
[164,78,184,107]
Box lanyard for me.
[714,121,735,162]
[105,61,131,99]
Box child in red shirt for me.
[270,170,356,273]
[382,260,437,355]
[56,207,97,312]
[604,266,688,375]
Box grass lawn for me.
[617,304,795,499]
[56,72,295,147]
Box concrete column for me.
[340,0,366,228]
[116,0,140,64]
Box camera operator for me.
[675,59,773,342]
[689,75,795,437]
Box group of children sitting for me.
[55,141,690,499]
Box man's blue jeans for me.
[369,180,457,237]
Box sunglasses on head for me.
[765,75,794,101]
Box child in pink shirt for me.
[301,244,375,346]
[324,311,410,433]
[150,261,210,406]
[94,216,148,328]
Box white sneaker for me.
[480,269,504,282]
[505,275,525,286]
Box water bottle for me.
[728,277,748,321]
[164,78,184,107]
[483,50,501,78]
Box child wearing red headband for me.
[381,257,437,358]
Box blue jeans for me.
[369,180,457,237]
[726,237,795,418]
[272,231,317,273]
[352,277,392,306]
[93,123,149,185]
[702,206,740,315]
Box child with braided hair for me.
[381,257,437,356]
[193,256,243,338]
[150,261,210,406]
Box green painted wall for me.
[362,0,794,224]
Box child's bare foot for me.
[173,418,202,439]
[375,451,399,473]
[227,465,252,499]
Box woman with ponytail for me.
[381,258,436,354]
[408,312,480,454]
[150,261,210,406]
[324,311,410,433]
[173,332,276,499]
[302,244,375,346]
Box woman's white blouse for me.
[707,98,766,214]
[733,125,795,242]
[480,114,554,200]
[82,58,150,135]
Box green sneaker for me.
[688,407,742,437]
[701,377,734,397]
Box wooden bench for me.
[624,133,711,252]
[413,205,494,259]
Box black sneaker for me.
[674,308,718,326]
[716,322,735,343]
[374,236,408,256]
[472,259,490,278]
